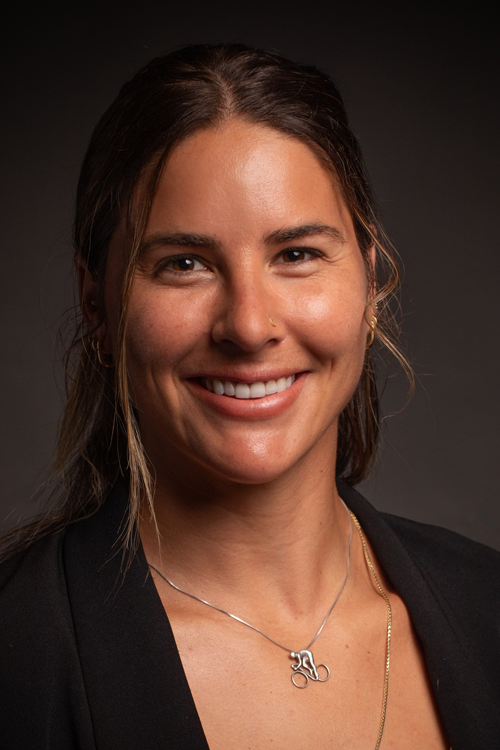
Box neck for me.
[139,444,352,626]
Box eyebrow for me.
[140,223,346,254]
[140,232,219,253]
[264,223,346,245]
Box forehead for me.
[144,119,355,242]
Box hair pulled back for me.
[3,43,408,558]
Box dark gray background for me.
[1,1,499,549]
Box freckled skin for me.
[80,120,449,749]
[103,120,370,486]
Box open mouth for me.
[200,374,297,400]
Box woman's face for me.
[105,119,371,485]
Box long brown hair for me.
[1,43,411,559]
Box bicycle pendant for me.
[290,649,330,688]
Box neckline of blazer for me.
[62,479,498,750]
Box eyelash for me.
[277,247,321,264]
[155,255,208,275]
[155,247,321,275]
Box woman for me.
[1,44,499,749]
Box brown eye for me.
[172,257,196,271]
[158,256,208,274]
[154,254,209,278]
[283,249,306,263]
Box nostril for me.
[211,309,284,353]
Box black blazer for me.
[1,480,499,750]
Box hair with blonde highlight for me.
[1,43,412,560]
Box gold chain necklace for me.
[350,511,392,750]
[149,504,392,749]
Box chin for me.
[207,463,296,486]
[195,443,303,486]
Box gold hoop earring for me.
[366,315,377,349]
[90,336,114,368]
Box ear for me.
[76,254,105,336]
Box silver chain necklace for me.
[148,498,353,689]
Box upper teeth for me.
[204,375,296,399]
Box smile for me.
[201,375,296,399]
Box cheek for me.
[291,285,367,362]
[125,293,200,384]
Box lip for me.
[192,370,300,384]
[186,371,307,419]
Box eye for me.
[275,247,320,264]
[157,255,208,274]
[283,249,308,263]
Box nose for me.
[211,270,284,353]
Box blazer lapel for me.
[338,480,498,750]
[63,482,210,750]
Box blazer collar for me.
[338,479,498,749]
[64,480,210,750]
